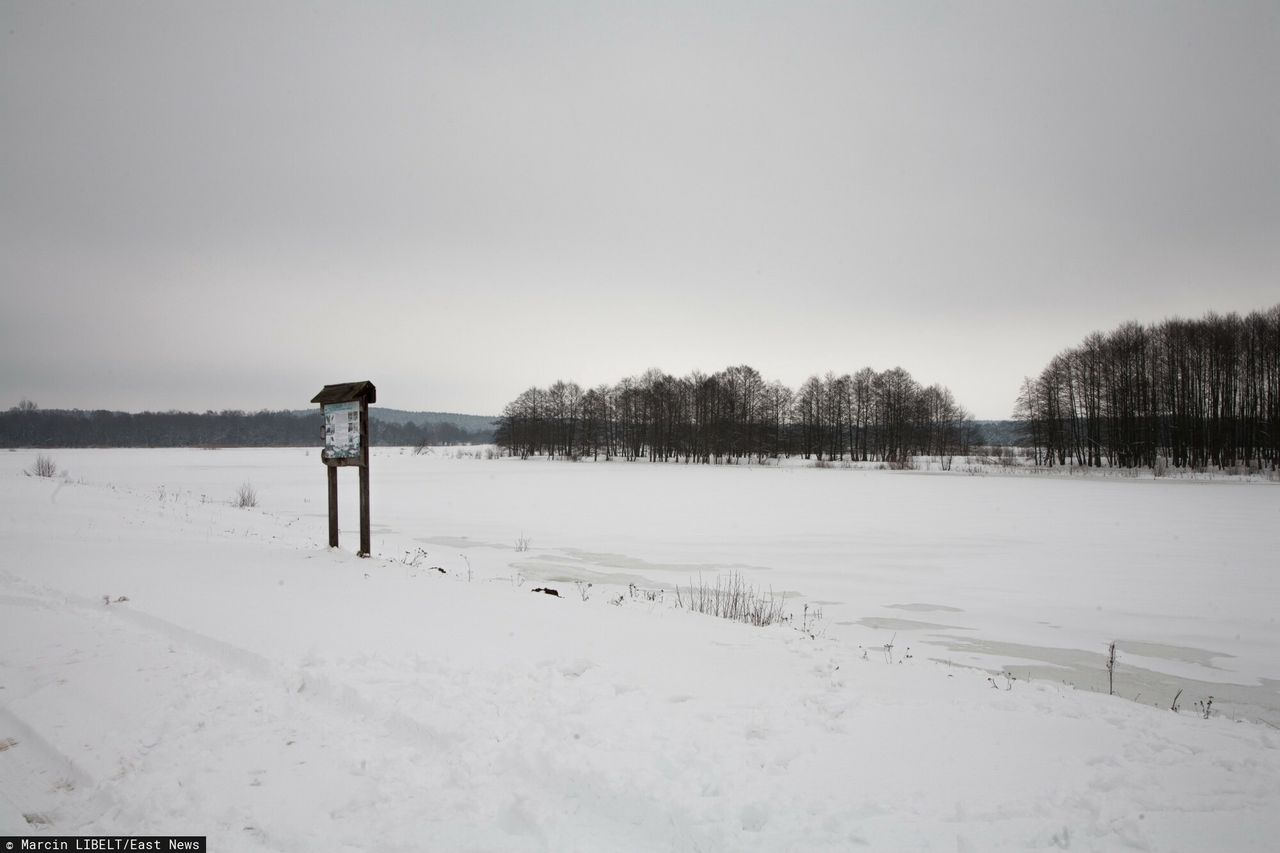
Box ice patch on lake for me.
[848,616,973,632]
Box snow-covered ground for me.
[2,447,1279,850]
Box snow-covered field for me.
[2,447,1279,850]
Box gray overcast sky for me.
[2,1,1277,419]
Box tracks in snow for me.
[0,581,455,842]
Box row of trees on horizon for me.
[0,407,494,449]
[495,365,973,465]
[10,304,1276,471]
[1014,305,1280,470]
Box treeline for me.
[1014,305,1280,470]
[496,365,972,465]
[0,406,494,449]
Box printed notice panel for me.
[322,401,361,459]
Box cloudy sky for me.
[2,1,1276,419]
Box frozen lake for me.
[14,446,1280,724]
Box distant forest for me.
[0,405,495,449]
[13,304,1274,469]
[1015,305,1280,470]
[495,365,973,465]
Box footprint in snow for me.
[557,659,593,678]
[740,802,769,832]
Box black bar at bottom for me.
[1,838,206,852]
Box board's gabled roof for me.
[311,381,377,405]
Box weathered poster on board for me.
[322,401,362,459]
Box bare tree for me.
[1015,304,1280,471]
[496,364,971,466]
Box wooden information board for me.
[310,381,376,557]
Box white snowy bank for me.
[2,448,1278,850]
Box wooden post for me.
[358,402,371,557]
[327,464,339,548]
